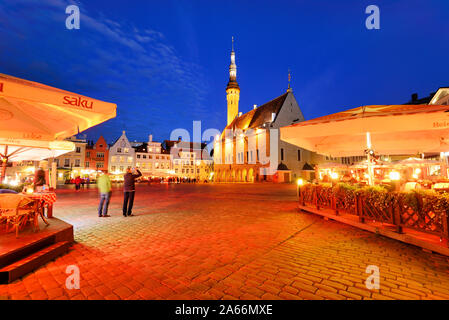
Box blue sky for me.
[1,0,448,144]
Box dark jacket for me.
[123,169,142,192]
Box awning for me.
[280,104,449,157]
[0,73,116,141]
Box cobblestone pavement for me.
[1,183,449,300]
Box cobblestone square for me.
[1,183,449,300]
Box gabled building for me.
[108,131,135,179]
[85,136,109,173]
[213,41,319,183]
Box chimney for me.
[411,93,418,102]
[271,112,276,122]
[149,134,153,142]
[238,112,242,117]
[253,104,257,110]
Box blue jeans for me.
[98,192,111,216]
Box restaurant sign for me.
[433,121,449,128]
[63,95,93,109]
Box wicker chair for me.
[0,194,37,238]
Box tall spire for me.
[228,36,238,84]
[226,36,240,125]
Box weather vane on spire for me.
[287,68,292,92]
[232,36,234,51]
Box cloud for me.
[0,0,211,143]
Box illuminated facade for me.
[85,136,109,173]
[134,135,173,178]
[108,131,135,180]
[163,139,213,181]
[214,41,317,183]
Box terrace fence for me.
[299,183,449,242]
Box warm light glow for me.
[366,132,372,149]
[330,172,339,180]
[415,168,421,174]
[297,178,304,186]
[412,173,419,179]
[389,171,400,181]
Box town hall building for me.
[214,40,322,183]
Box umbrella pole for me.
[366,132,374,186]
[0,145,8,183]
[1,158,6,183]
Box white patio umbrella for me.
[0,73,117,181]
[280,104,449,185]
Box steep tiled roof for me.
[224,92,288,132]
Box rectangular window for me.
[64,159,70,167]
[97,152,104,158]
[281,148,284,161]
[297,149,301,161]
[75,159,80,167]
[137,154,141,159]
[111,166,116,171]
[85,162,90,168]
[96,162,104,168]
[76,147,81,153]
[86,151,90,158]
[117,148,122,153]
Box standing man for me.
[123,167,142,217]
[97,172,112,217]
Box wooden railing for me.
[299,184,449,242]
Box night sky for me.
[1,0,448,144]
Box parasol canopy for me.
[0,73,116,141]
[392,157,441,167]
[0,138,75,162]
[280,104,449,157]
[0,73,117,182]
[317,162,348,170]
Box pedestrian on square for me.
[122,167,142,217]
[75,176,81,190]
[97,172,112,217]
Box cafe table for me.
[22,191,57,227]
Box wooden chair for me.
[0,194,36,238]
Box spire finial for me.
[231,36,234,52]
[287,68,292,92]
